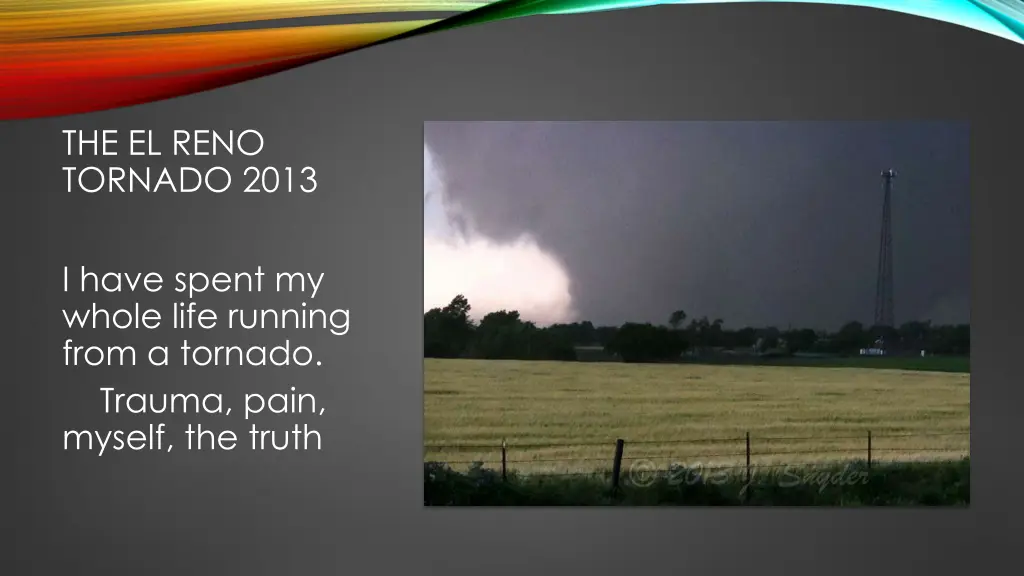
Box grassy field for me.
[676,354,969,373]
[424,358,970,474]
[424,458,970,506]
[572,347,970,373]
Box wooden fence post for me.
[501,438,507,482]
[745,432,751,504]
[611,439,625,494]
[867,431,872,471]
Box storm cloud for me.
[423,121,969,330]
[424,143,576,325]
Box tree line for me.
[424,294,970,363]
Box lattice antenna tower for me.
[874,169,897,329]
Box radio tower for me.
[874,169,896,329]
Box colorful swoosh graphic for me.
[2,1,1023,120]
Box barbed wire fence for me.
[424,430,970,497]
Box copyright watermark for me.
[628,459,870,494]
[628,459,659,487]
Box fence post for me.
[745,431,751,504]
[867,431,872,471]
[501,438,507,482]
[611,439,625,495]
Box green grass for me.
[424,458,970,506]
[424,358,970,474]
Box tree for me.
[833,321,868,353]
[754,326,781,353]
[442,294,472,322]
[474,310,527,359]
[668,310,687,331]
[605,322,687,363]
[424,307,458,358]
[546,321,598,347]
[787,328,819,353]
[466,308,577,361]
[423,294,475,358]
[869,324,901,349]
[424,292,969,363]
[708,318,724,347]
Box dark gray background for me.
[4,4,1011,575]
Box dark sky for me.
[423,121,969,331]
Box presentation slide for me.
[6,1,1014,575]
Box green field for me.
[572,347,970,373]
[675,354,969,373]
[424,358,971,474]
